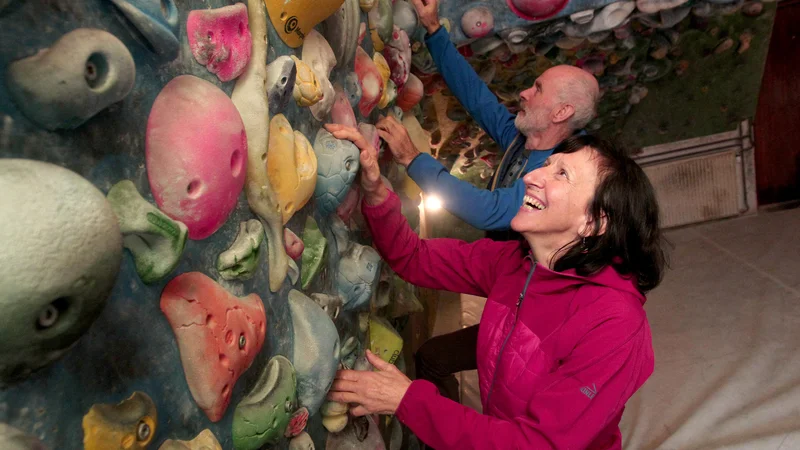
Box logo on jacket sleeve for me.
[580,383,598,400]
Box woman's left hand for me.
[327,349,413,416]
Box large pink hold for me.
[397,73,423,112]
[355,47,383,117]
[331,86,357,128]
[383,26,411,90]
[161,272,266,422]
[187,4,252,82]
[507,0,569,20]
[146,75,247,240]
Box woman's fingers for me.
[349,405,370,417]
[365,349,393,372]
[326,391,362,404]
[329,378,360,393]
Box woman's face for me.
[510,147,601,243]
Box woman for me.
[325,124,666,450]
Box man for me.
[377,0,600,233]
[375,0,601,406]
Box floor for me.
[446,206,800,449]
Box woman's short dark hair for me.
[551,134,667,293]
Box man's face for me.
[514,69,562,136]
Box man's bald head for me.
[544,65,600,130]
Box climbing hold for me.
[378,79,397,109]
[146,75,247,240]
[292,56,324,107]
[396,73,423,112]
[309,293,343,320]
[326,415,385,449]
[267,115,318,224]
[82,392,157,450]
[369,315,403,364]
[331,85,358,128]
[461,6,494,39]
[266,56,297,115]
[507,0,569,20]
[323,0,360,69]
[383,26,411,90]
[354,47,384,116]
[161,272,267,422]
[636,0,690,14]
[159,429,222,450]
[368,0,393,51]
[313,128,360,217]
[285,228,305,260]
[265,0,346,48]
[217,219,264,280]
[289,432,315,450]
[321,401,348,432]
[331,216,381,311]
[231,0,289,293]
[232,355,297,450]
[0,159,122,385]
[336,186,361,225]
[393,1,418,36]
[187,4,252,81]
[289,290,340,414]
[300,216,328,289]
[0,423,47,450]
[109,0,180,61]
[7,28,135,130]
[284,407,310,438]
[107,180,188,284]
[344,72,362,107]
[302,30,338,121]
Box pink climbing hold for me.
[507,0,569,21]
[284,407,310,438]
[461,6,494,39]
[161,272,266,422]
[354,47,383,117]
[336,185,361,224]
[397,73,423,112]
[331,86,358,128]
[187,4,252,82]
[383,26,411,90]
[146,75,247,240]
[284,228,304,261]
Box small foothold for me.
[82,392,157,450]
[284,407,310,438]
[739,31,753,54]
[383,26,411,90]
[161,272,266,422]
[232,355,297,449]
[309,293,342,320]
[355,48,384,116]
[266,56,297,115]
[323,0,360,69]
[7,28,136,130]
[714,37,735,54]
[369,315,403,364]
[285,228,305,260]
[396,73,422,111]
[344,72,362,107]
[378,79,397,109]
[0,159,122,385]
[300,216,328,289]
[107,180,188,284]
[217,219,264,280]
[292,56,324,107]
[109,0,180,60]
[147,75,247,240]
[0,423,48,450]
[313,128,360,216]
[461,6,494,39]
[289,432,315,450]
[187,4,252,81]
[267,115,318,223]
[288,289,340,414]
[158,429,222,450]
[742,1,763,16]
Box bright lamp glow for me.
[425,195,443,212]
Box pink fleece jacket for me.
[362,192,654,450]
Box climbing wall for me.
[0,0,422,448]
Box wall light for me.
[424,194,443,212]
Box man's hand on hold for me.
[376,115,421,168]
[410,0,440,35]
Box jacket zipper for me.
[485,261,537,411]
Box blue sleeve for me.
[407,154,525,231]
[425,28,517,150]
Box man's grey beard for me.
[515,111,546,137]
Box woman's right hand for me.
[324,123,389,206]
[410,0,440,35]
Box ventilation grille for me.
[643,150,741,228]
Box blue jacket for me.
[406,27,555,231]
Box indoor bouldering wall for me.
[0,0,423,448]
